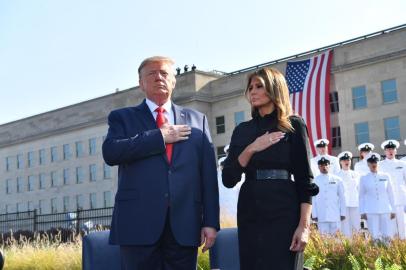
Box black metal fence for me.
[0,207,113,235]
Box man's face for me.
[317,146,328,155]
[368,162,378,172]
[384,148,396,160]
[139,61,176,105]
[318,163,330,174]
[340,159,351,170]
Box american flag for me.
[286,50,333,156]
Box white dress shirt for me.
[145,98,175,125]
[312,173,346,222]
[379,158,406,206]
[359,172,395,214]
[336,169,360,207]
[354,159,370,177]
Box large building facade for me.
[1,25,405,215]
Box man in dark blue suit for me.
[102,56,220,270]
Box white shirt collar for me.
[145,98,172,114]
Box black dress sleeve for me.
[290,116,319,204]
[222,124,247,188]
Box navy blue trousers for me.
[120,215,198,270]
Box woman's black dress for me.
[222,111,318,270]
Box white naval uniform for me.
[311,155,341,177]
[312,173,346,234]
[401,156,406,162]
[379,159,406,239]
[336,169,361,237]
[359,172,396,240]
[354,159,370,177]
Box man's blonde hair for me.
[138,56,175,76]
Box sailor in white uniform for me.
[379,140,406,239]
[359,153,396,240]
[336,151,361,237]
[310,139,340,177]
[354,143,375,177]
[312,157,346,235]
[401,140,406,162]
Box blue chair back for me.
[209,228,240,270]
[82,231,120,270]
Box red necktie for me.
[155,107,173,163]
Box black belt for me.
[256,169,291,180]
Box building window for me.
[51,146,58,162]
[51,171,58,187]
[17,202,25,213]
[329,91,339,113]
[217,146,226,159]
[89,138,97,155]
[6,179,12,194]
[27,151,35,168]
[39,173,46,189]
[5,156,12,171]
[76,167,84,183]
[63,168,70,185]
[103,191,112,207]
[331,126,341,148]
[27,201,34,211]
[75,141,84,157]
[63,196,70,212]
[103,163,111,179]
[216,116,225,134]
[76,194,84,210]
[28,175,35,191]
[51,198,58,213]
[17,154,24,169]
[89,164,97,181]
[352,86,367,110]
[6,204,12,214]
[90,193,97,209]
[234,111,245,126]
[355,122,370,146]
[39,199,46,214]
[39,149,46,165]
[381,79,398,104]
[384,116,401,140]
[63,144,71,160]
[17,177,24,193]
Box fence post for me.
[33,209,37,232]
[76,208,81,234]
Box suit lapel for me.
[134,100,170,165]
[133,99,157,131]
[171,104,186,164]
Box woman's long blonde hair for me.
[244,67,294,132]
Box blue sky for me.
[0,0,405,124]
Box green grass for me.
[2,228,406,270]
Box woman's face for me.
[247,76,272,109]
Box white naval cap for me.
[366,152,381,163]
[224,145,230,153]
[314,138,329,148]
[381,139,400,150]
[338,151,352,160]
[357,143,375,152]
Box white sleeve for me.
[387,175,396,212]
[338,179,346,216]
[359,176,366,214]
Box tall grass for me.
[2,227,406,270]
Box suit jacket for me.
[102,99,219,246]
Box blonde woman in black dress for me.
[222,68,319,270]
